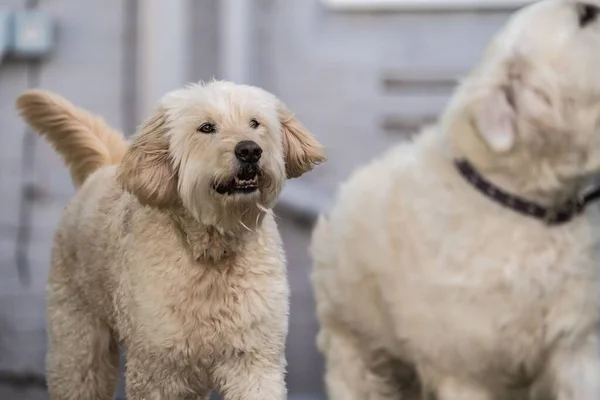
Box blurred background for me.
[0,0,533,398]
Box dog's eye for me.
[249,119,260,129]
[577,3,599,27]
[197,122,216,134]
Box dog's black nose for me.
[235,140,262,163]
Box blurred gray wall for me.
[0,0,523,398]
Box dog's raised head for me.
[444,0,600,199]
[117,80,325,228]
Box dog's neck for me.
[461,162,582,207]
[170,205,266,264]
[462,154,590,208]
[428,127,588,208]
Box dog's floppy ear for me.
[117,108,178,207]
[473,86,517,153]
[473,57,560,153]
[278,102,326,178]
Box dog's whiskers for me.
[238,219,253,232]
[256,203,273,226]
[237,207,257,233]
[256,203,271,216]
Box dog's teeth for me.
[233,175,258,189]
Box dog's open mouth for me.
[214,170,260,195]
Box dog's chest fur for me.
[397,217,598,367]
[115,213,289,366]
[380,161,600,382]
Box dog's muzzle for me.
[214,141,263,195]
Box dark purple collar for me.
[455,159,600,225]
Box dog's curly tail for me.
[16,89,128,188]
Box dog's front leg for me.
[211,352,287,400]
[125,352,211,400]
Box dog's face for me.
[447,0,600,189]
[117,81,325,224]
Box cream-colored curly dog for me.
[16,81,325,400]
[311,1,600,399]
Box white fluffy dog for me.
[311,1,600,399]
[17,81,325,399]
